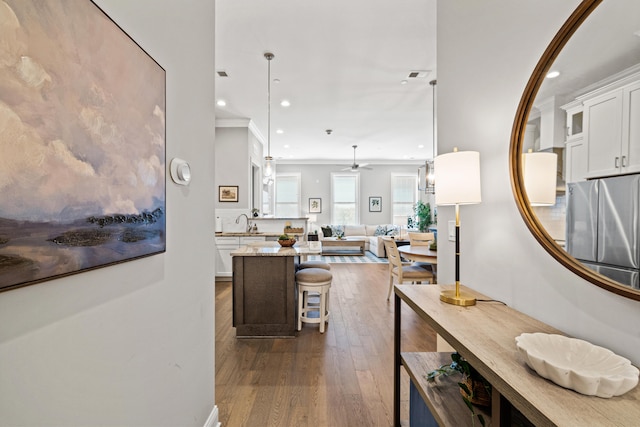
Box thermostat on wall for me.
[170,158,191,186]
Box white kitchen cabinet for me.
[215,236,239,278]
[584,79,640,178]
[623,80,640,175]
[562,101,583,142]
[562,101,587,183]
[215,235,266,278]
[240,236,266,245]
[565,137,587,183]
[584,90,623,178]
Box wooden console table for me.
[394,284,640,426]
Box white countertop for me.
[231,242,320,257]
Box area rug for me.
[307,252,388,264]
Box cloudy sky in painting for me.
[0,0,165,222]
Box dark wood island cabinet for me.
[231,244,316,337]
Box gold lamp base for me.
[440,286,476,306]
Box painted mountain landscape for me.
[0,1,166,291]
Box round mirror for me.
[510,0,640,301]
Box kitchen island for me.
[231,243,318,337]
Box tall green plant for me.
[414,201,432,232]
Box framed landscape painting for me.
[0,0,166,292]
[219,186,239,202]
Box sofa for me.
[318,224,399,257]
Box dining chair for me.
[383,238,434,300]
[407,232,437,279]
[408,232,434,246]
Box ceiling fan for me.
[341,145,373,171]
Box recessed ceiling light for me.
[280,100,290,107]
[400,80,408,85]
[283,144,290,149]
[276,129,284,134]
[546,70,560,79]
[418,144,424,149]
[216,99,226,107]
[273,78,281,84]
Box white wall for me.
[215,127,251,210]
[0,1,217,426]
[437,0,640,364]
[277,163,431,226]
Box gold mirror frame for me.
[510,0,640,301]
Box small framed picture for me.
[309,198,322,213]
[369,196,382,212]
[219,185,239,202]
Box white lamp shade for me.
[523,151,557,206]
[393,215,408,226]
[434,150,482,206]
[307,214,317,223]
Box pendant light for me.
[425,79,437,194]
[263,52,275,182]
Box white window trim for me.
[275,172,301,218]
[330,172,360,225]
[390,173,418,220]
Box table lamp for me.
[393,215,408,239]
[522,150,557,206]
[434,148,481,306]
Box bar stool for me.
[295,267,332,333]
[297,260,331,271]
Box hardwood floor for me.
[215,263,437,427]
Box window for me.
[331,173,359,224]
[275,173,301,217]
[391,174,418,224]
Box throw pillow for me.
[331,225,344,237]
[374,225,386,236]
[385,225,399,236]
[321,226,333,237]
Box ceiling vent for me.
[408,70,431,78]
[217,70,228,77]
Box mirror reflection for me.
[523,0,640,292]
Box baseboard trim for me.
[204,405,220,427]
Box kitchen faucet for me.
[235,213,252,232]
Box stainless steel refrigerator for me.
[566,174,640,289]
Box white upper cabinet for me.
[582,76,640,179]
[565,138,588,183]
[562,100,586,182]
[623,81,640,175]
[564,102,584,142]
[584,89,623,178]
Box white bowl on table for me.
[515,332,639,398]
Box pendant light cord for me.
[265,52,274,158]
